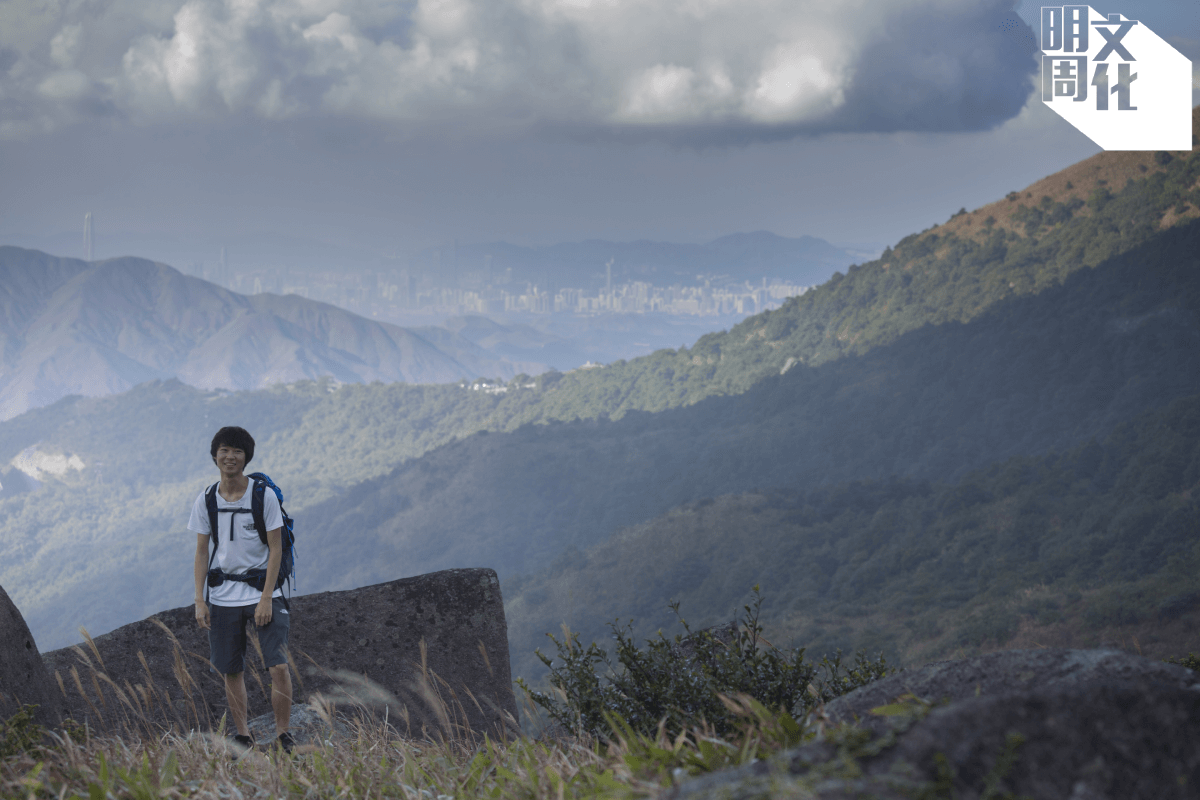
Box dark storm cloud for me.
[0,0,1038,143]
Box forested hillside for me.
[293,213,1199,586]
[2,117,1197,654]
[503,394,1200,682]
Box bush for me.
[518,587,895,738]
[1165,653,1200,673]
[0,705,42,759]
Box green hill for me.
[293,206,1200,582]
[488,121,1199,420]
[503,393,1200,684]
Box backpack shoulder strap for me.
[203,483,220,603]
[250,476,268,544]
[204,483,220,555]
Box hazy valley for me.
[0,112,1197,690]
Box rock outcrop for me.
[42,569,518,739]
[0,583,63,727]
[670,648,1200,800]
[823,647,1200,726]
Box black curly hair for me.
[210,426,255,467]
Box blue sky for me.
[0,0,1195,270]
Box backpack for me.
[204,472,296,601]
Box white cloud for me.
[37,70,91,100]
[50,24,83,68]
[0,0,1034,139]
[746,42,848,122]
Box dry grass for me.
[0,627,818,800]
[0,684,829,800]
[0,712,638,800]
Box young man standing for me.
[189,426,294,753]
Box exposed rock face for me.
[670,649,1200,800]
[823,647,1200,726]
[42,569,518,739]
[0,583,62,726]
[856,678,1200,800]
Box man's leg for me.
[260,597,293,737]
[269,664,292,735]
[224,672,250,736]
[209,603,250,737]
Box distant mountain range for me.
[6,229,861,292]
[0,248,547,421]
[0,229,859,420]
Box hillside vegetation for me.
[292,210,1200,592]
[503,394,1200,683]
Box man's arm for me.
[255,527,283,627]
[194,533,211,629]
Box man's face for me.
[215,445,246,477]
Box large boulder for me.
[670,649,1200,800]
[42,569,518,739]
[0,583,63,727]
[851,678,1200,800]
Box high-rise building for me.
[83,212,93,261]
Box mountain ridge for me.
[0,249,543,420]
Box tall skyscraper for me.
[83,212,93,261]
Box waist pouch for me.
[207,568,268,591]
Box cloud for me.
[0,0,1036,141]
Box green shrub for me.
[1165,653,1200,673]
[519,587,895,738]
[0,705,42,759]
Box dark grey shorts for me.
[208,598,290,675]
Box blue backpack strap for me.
[245,472,295,600]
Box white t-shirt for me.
[189,478,285,607]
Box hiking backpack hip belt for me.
[207,568,270,591]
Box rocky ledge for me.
[670,648,1200,800]
[41,568,519,740]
